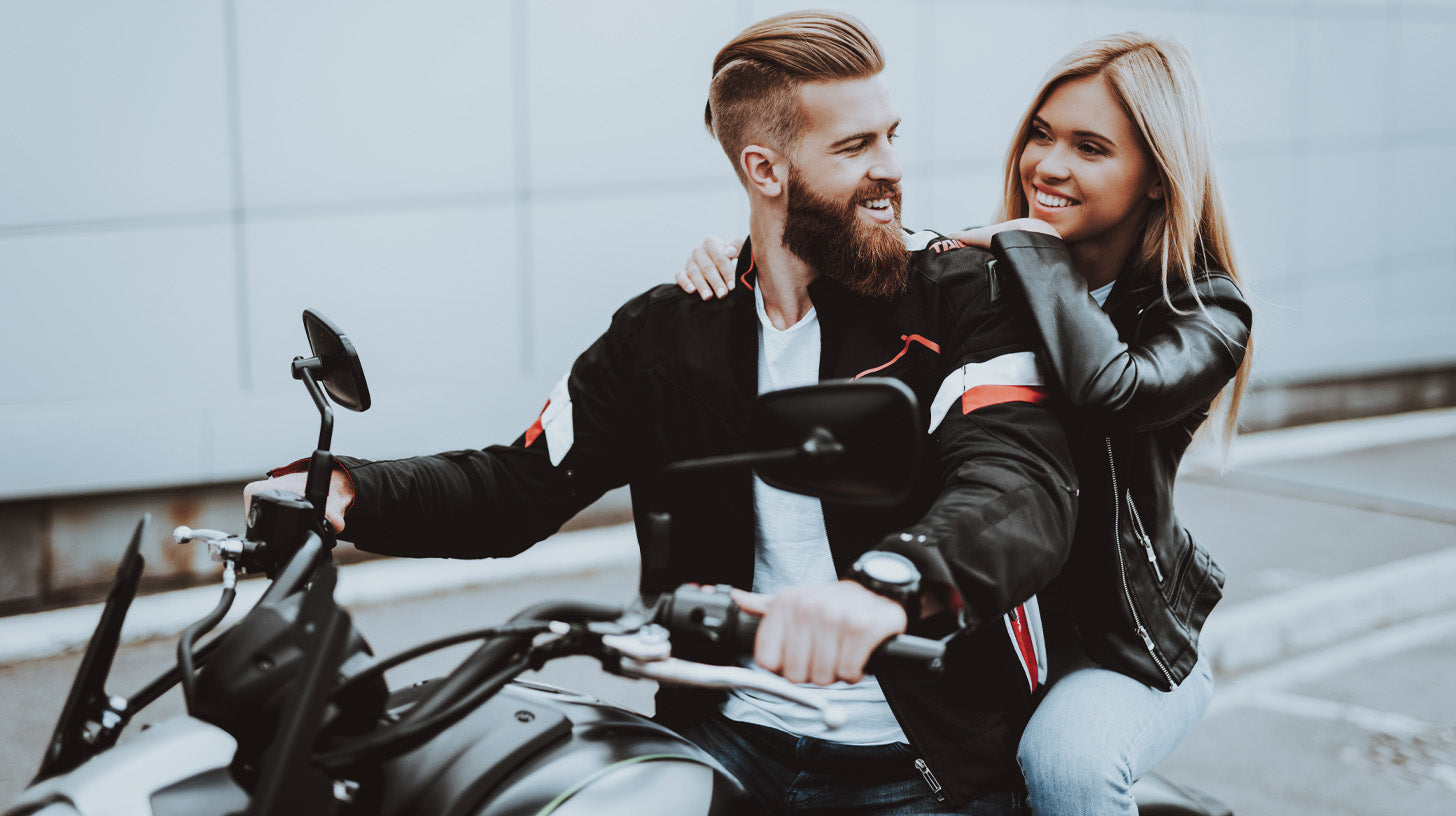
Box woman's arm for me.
[967,228,1251,432]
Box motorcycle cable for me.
[312,652,536,772]
[329,621,553,702]
[177,561,238,711]
[126,632,227,714]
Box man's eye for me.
[888,131,900,143]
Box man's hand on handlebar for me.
[732,581,907,686]
[244,470,354,532]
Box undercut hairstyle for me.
[705,10,885,182]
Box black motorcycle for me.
[5,310,1229,816]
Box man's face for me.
[781,75,909,299]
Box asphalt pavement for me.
[1,408,1453,812]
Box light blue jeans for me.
[1016,644,1214,816]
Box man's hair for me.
[705,10,884,182]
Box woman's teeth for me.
[1035,190,1075,208]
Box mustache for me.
[855,181,901,202]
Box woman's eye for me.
[1078,142,1107,157]
[1029,127,1051,143]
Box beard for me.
[782,174,909,301]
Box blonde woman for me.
[679,33,1252,815]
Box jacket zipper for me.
[914,758,946,801]
[1124,489,1163,583]
[1105,438,1175,688]
[876,675,948,802]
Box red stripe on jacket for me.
[961,384,1047,414]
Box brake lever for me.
[615,656,847,730]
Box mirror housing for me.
[301,309,370,413]
[751,378,921,507]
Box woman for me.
[677,33,1253,816]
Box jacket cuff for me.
[264,457,357,516]
[989,228,1069,253]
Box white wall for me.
[2,0,1453,500]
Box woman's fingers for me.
[691,245,731,298]
[949,218,1061,248]
[677,261,713,299]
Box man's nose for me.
[869,141,903,184]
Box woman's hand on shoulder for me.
[677,235,743,300]
[947,218,1060,248]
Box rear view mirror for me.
[751,379,921,507]
[301,309,370,412]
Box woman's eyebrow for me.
[1034,116,1116,146]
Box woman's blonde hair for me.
[997,32,1251,444]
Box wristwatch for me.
[850,550,921,605]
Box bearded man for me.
[247,11,1076,814]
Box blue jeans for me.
[1017,645,1215,816]
[677,715,1024,815]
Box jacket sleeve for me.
[876,267,1080,633]
[333,296,645,559]
[990,230,1252,432]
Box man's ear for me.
[741,144,786,199]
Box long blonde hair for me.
[997,32,1251,444]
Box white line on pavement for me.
[1202,548,1456,675]
[1212,608,1456,714]
[1239,689,1436,737]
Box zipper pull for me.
[1141,536,1164,583]
[914,758,946,802]
[1136,626,1158,655]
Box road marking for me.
[1202,548,1456,675]
[1212,609,1456,792]
[1213,608,1456,713]
[1240,689,1435,737]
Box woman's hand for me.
[676,235,744,300]
[948,218,1060,248]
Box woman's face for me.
[1019,74,1163,258]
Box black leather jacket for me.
[990,230,1252,690]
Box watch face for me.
[864,553,918,585]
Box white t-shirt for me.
[718,285,909,745]
[1090,279,1115,308]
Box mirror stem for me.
[664,427,843,475]
[292,359,336,531]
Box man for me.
[248,11,1076,813]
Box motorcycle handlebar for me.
[656,584,945,674]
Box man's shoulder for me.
[902,228,997,303]
[598,282,738,344]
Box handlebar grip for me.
[868,633,945,673]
